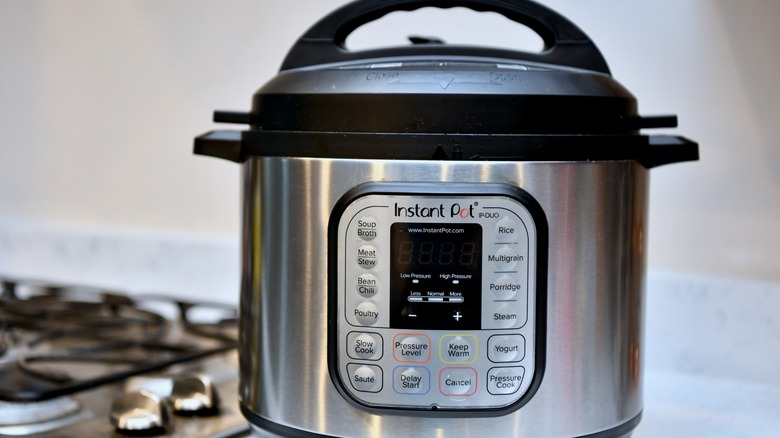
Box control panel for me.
[331,185,545,412]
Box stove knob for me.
[109,390,171,434]
[169,374,219,415]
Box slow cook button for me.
[393,334,431,363]
[488,334,525,363]
[347,332,383,360]
[347,364,383,393]
[354,302,380,326]
[355,273,379,298]
[356,245,378,269]
[393,366,430,395]
[356,216,379,241]
[487,366,525,395]
[439,367,477,397]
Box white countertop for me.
[636,371,780,437]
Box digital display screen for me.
[390,223,482,330]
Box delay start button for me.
[393,366,430,394]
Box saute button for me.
[355,273,379,298]
[487,367,525,395]
[354,301,380,326]
[393,366,430,394]
[488,335,525,363]
[356,216,379,241]
[347,364,382,393]
[494,217,519,241]
[439,367,477,397]
[356,245,378,269]
[347,332,383,360]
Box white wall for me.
[1,0,779,283]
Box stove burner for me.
[0,277,238,404]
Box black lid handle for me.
[280,0,610,74]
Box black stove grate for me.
[0,277,237,402]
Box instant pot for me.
[194,0,699,436]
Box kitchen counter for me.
[636,370,780,437]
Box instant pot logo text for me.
[393,202,476,219]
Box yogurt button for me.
[488,335,525,363]
[354,301,380,326]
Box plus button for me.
[453,311,463,322]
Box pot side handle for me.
[640,135,700,169]
[194,130,243,163]
[280,0,611,74]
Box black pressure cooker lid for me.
[195,0,698,168]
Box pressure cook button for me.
[393,366,430,394]
[440,335,477,364]
[355,273,379,298]
[439,367,477,397]
[489,274,521,300]
[357,245,378,269]
[347,332,383,360]
[354,301,380,326]
[347,364,383,393]
[487,367,525,395]
[488,335,525,363]
[393,334,431,363]
[490,246,522,271]
[494,217,519,241]
[356,216,379,241]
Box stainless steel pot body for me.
[239,156,647,438]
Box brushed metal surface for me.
[239,157,647,438]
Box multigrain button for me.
[356,216,379,241]
[354,301,380,326]
[487,367,525,395]
[490,246,522,271]
[393,366,429,394]
[347,364,382,393]
[356,245,378,269]
[393,334,431,363]
[488,335,525,363]
[355,273,379,298]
